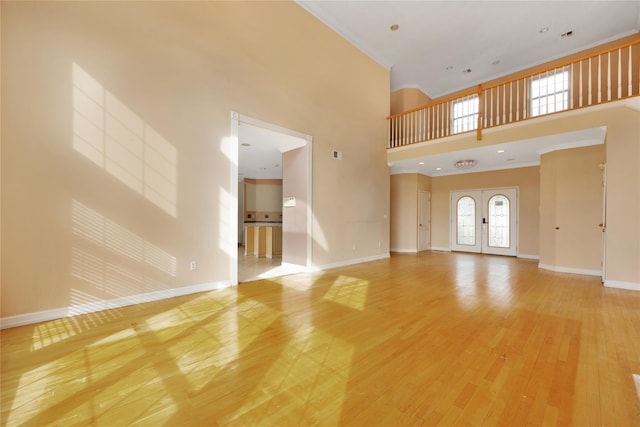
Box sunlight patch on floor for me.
[221,327,353,425]
[323,275,369,311]
[168,298,280,393]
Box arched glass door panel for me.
[457,196,476,246]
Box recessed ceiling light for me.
[390,24,399,31]
[419,161,425,165]
[497,149,506,153]
[436,167,442,171]
[241,143,250,147]
[539,27,549,33]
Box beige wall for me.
[431,167,540,256]
[601,107,640,286]
[244,179,282,214]
[390,88,432,115]
[390,173,432,252]
[282,146,308,266]
[1,2,390,319]
[539,145,605,272]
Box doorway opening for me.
[230,113,312,283]
[450,187,518,256]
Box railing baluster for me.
[410,112,414,144]
[502,84,506,124]
[579,60,583,107]
[524,76,528,118]
[598,55,602,103]
[588,57,592,105]
[628,46,633,96]
[516,80,520,121]
[509,82,513,123]
[436,104,440,139]
[607,52,611,102]
[618,48,622,99]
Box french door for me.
[450,188,518,256]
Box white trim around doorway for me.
[230,112,313,284]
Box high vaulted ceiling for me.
[297,1,640,98]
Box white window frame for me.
[451,94,479,134]
[529,67,570,117]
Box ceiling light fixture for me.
[390,24,399,31]
[497,149,506,153]
[419,161,425,165]
[436,167,442,171]
[454,159,476,169]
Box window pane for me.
[529,67,569,117]
[452,95,479,134]
[457,196,475,245]
[488,195,509,248]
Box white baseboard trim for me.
[538,263,601,277]
[0,280,235,330]
[604,280,640,291]
[430,246,451,252]
[390,248,418,253]
[311,253,390,272]
[518,254,540,260]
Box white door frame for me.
[229,112,313,285]
[450,187,518,256]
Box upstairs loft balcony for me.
[387,39,640,150]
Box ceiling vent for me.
[561,30,573,39]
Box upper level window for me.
[530,67,570,117]
[452,94,478,134]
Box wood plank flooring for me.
[2,252,639,426]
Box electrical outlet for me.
[190,261,197,271]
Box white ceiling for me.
[388,126,606,176]
[238,122,306,180]
[297,1,640,98]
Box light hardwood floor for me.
[2,252,639,426]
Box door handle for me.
[482,217,487,224]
